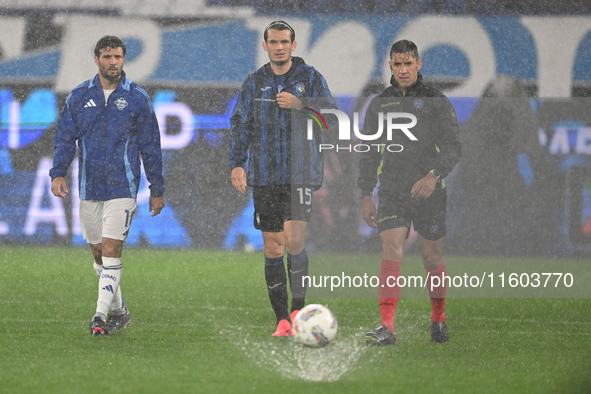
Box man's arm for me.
[412,96,461,200]
[136,92,165,199]
[51,177,69,198]
[229,75,254,189]
[357,98,382,198]
[431,96,462,180]
[361,195,378,228]
[149,196,165,217]
[230,167,247,193]
[137,98,166,216]
[49,94,78,183]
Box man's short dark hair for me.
[264,20,295,42]
[94,35,126,58]
[389,39,419,60]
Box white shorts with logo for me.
[79,198,137,244]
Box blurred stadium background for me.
[1,0,591,256]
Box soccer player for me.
[358,39,461,345]
[50,35,165,335]
[229,21,336,336]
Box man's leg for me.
[378,227,407,333]
[365,227,407,346]
[420,236,448,342]
[90,198,135,335]
[262,231,290,335]
[90,243,124,315]
[284,220,308,319]
[95,237,123,322]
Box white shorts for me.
[80,198,137,244]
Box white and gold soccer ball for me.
[292,304,338,347]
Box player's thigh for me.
[414,189,447,242]
[283,220,307,255]
[376,191,412,234]
[379,227,409,262]
[253,186,287,232]
[102,198,137,243]
[79,200,104,244]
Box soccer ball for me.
[292,304,337,347]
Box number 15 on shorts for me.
[296,187,312,206]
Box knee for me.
[264,238,284,258]
[421,249,442,269]
[89,244,103,264]
[286,237,305,256]
[101,239,123,258]
[382,242,404,262]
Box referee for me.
[358,39,461,345]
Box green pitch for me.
[1,246,590,393]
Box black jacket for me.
[358,73,461,195]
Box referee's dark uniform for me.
[358,72,461,201]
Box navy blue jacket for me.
[50,72,164,200]
[229,57,335,189]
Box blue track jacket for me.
[229,57,336,189]
[50,72,164,200]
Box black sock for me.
[264,256,288,323]
[288,250,309,313]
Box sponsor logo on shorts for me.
[378,215,398,223]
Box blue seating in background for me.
[303,0,335,14]
[442,0,470,14]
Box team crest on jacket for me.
[413,99,424,109]
[115,97,128,111]
[295,82,305,95]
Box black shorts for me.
[377,187,447,241]
[252,185,314,232]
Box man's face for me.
[95,46,125,84]
[263,29,296,66]
[389,52,422,91]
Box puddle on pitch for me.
[238,333,364,382]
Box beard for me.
[101,68,121,83]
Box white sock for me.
[93,261,125,314]
[93,262,102,278]
[95,257,122,318]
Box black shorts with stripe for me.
[377,186,447,241]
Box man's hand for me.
[362,196,378,228]
[411,172,438,200]
[276,92,303,110]
[149,196,165,217]
[231,167,247,193]
[51,177,68,198]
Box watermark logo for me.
[305,108,418,153]
[303,107,329,132]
